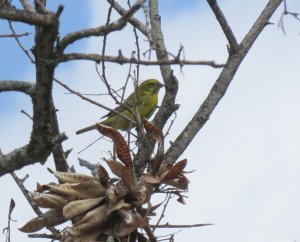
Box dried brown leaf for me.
[19,209,66,233]
[42,180,105,199]
[142,118,164,145]
[63,197,105,219]
[142,173,161,184]
[150,143,164,175]
[97,124,133,167]
[98,165,110,187]
[48,168,96,183]
[105,160,125,178]
[121,166,136,190]
[67,205,107,236]
[32,193,68,209]
[163,159,187,180]
[176,193,186,204]
[114,181,130,198]
[106,185,118,204]
[107,199,131,215]
[110,211,148,237]
[162,176,189,190]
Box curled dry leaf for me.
[142,118,164,145]
[106,185,119,204]
[142,173,160,184]
[32,193,68,209]
[63,196,105,219]
[105,159,125,178]
[19,209,67,233]
[98,165,110,187]
[107,199,131,215]
[150,143,164,176]
[121,166,136,190]
[105,210,148,237]
[42,180,105,199]
[67,205,107,236]
[162,159,187,180]
[97,124,133,167]
[162,177,189,190]
[48,168,97,183]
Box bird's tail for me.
[76,124,97,135]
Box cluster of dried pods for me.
[20,120,189,241]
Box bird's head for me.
[138,79,164,94]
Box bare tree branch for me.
[207,0,238,52]
[57,52,224,68]
[50,99,70,172]
[0,8,57,26]
[107,0,151,42]
[0,6,69,177]
[0,80,34,96]
[7,20,35,63]
[57,0,145,52]
[134,0,180,174]
[0,32,29,37]
[164,0,283,164]
[0,133,68,176]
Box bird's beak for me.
[159,82,164,88]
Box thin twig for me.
[10,172,59,235]
[57,0,145,52]
[153,193,171,232]
[164,112,177,139]
[207,0,238,52]
[53,77,135,125]
[77,136,103,154]
[7,20,35,63]
[3,199,15,242]
[0,32,30,37]
[21,109,33,120]
[278,0,300,34]
[151,223,214,229]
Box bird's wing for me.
[101,92,138,119]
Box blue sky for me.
[1,1,300,242]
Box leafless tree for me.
[0,0,291,241]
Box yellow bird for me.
[76,79,164,134]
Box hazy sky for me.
[1,1,300,242]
